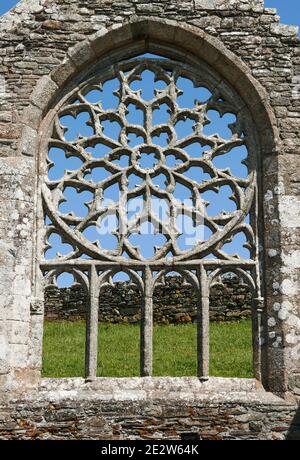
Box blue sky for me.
[264,0,300,28]
[0,1,300,28]
[0,0,19,15]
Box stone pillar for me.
[0,157,36,390]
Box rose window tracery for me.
[41,54,262,380]
[42,57,256,264]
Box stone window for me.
[2,2,300,438]
[39,49,263,381]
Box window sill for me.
[20,376,283,405]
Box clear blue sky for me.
[0,0,19,15]
[264,0,300,28]
[0,1,300,29]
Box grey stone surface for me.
[0,378,299,440]
[0,0,299,440]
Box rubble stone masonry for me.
[0,0,300,439]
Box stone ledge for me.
[1,377,298,440]
[4,376,281,405]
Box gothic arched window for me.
[40,51,262,381]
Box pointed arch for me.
[24,17,284,393]
[21,18,279,158]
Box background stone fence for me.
[45,276,252,324]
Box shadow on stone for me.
[286,404,300,440]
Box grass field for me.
[42,320,253,378]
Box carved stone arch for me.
[208,267,257,296]
[153,269,200,293]
[21,17,285,393]
[21,18,279,153]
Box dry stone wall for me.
[0,397,299,441]
[44,276,252,323]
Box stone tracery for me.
[43,57,256,264]
[41,55,262,380]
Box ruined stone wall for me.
[0,398,299,441]
[0,0,300,441]
[0,378,299,440]
[44,276,252,323]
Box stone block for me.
[20,104,42,131]
[17,125,38,157]
[30,76,58,112]
[89,24,133,57]
[270,23,299,37]
[6,320,29,346]
[50,59,77,88]
[68,39,97,68]
[7,344,28,368]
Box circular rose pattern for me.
[43,58,256,263]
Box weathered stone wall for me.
[0,0,296,396]
[0,0,300,441]
[44,276,252,323]
[0,378,299,440]
[1,399,299,440]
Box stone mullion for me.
[85,265,99,381]
[140,266,153,376]
[197,265,209,379]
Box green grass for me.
[42,320,253,379]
